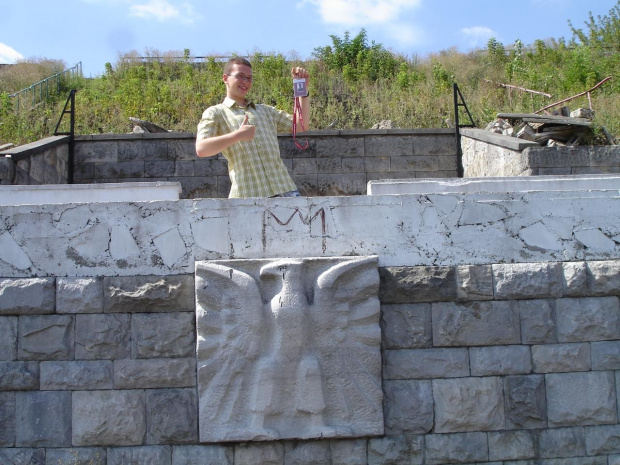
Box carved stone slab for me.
[195,256,383,442]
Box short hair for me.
[224,57,252,75]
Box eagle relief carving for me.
[195,255,384,442]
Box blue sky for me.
[0,0,616,77]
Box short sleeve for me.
[196,106,222,140]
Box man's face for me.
[224,63,253,100]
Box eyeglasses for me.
[227,73,253,83]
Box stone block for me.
[329,439,367,465]
[172,445,233,465]
[519,299,557,344]
[194,158,228,177]
[174,160,195,177]
[74,140,118,163]
[146,389,197,444]
[384,380,433,434]
[470,345,532,376]
[368,434,424,465]
[425,432,488,465]
[195,256,383,442]
[107,446,171,464]
[18,315,74,361]
[293,158,318,175]
[0,278,55,315]
[319,158,345,174]
[592,341,620,370]
[383,348,469,380]
[432,300,520,347]
[169,139,196,161]
[586,424,620,456]
[493,262,564,299]
[56,277,103,313]
[381,304,432,349]
[588,260,620,296]
[433,377,505,433]
[546,371,617,427]
[145,160,175,178]
[15,391,71,447]
[46,448,106,465]
[390,156,439,173]
[539,426,586,458]
[0,392,15,446]
[379,266,457,304]
[562,261,588,296]
[532,343,591,373]
[234,442,284,465]
[75,314,131,360]
[488,430,536,461]
[315,137,364,158]
[103,275,195,313]
[40,361,113,390]
[0,448,45,464]
[131,312,195,358]
[317,173,367,195]
[0,317,17,361]
[119,139,170,161]
[284,441,331,465]
[366,136,413,157]
[95,161,145,179]
[73,390,146,446]
[556,297,620,342]
[363,157,389,173]
[504,375,547,429]
[279,137,317,158]
[114,358,196,389]
[456,265,493,301]
[0,361,39,391]
[412,135,455,156]
[528,146,590,168]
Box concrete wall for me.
[0,136,69,185]
[2,182,620,463]
[461,128,620,178]
[1,130,457,197]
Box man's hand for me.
[236,114,256,141]
[291,67,309,82]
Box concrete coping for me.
[367,174,620,196]
[0,181,182,206]
[460,127,540,151]
[1,135,70,161]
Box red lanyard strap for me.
[292,97,309,150]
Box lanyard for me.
[292,97,309,150]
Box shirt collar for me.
[223,97,256,109]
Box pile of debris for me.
[484,107,617,146]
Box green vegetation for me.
[1,3,620,146]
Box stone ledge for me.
[0,136,70,161]
[460,127,539,151]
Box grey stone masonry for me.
[69,130,458,198]
[3,259,620,463]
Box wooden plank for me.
[497,113,592,127]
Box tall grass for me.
[1,40,619,146]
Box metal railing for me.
[8,62,82,112]
[453,83,477,178]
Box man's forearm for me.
[299,95,311,132]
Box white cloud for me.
[460,26,497,49]
[303,0,422,26]
[129,0,201,23]
[385,22,423,47]
[0,43,24,64]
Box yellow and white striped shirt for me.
[196,97,297,198]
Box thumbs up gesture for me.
[236,114,256,141]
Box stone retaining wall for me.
[0,136,69,185]
[2,259,620,464]
[461,128,620,178]
[72,130,456,198]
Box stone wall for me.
[461,128,620,178]
[0,136,69,185]
[2,259,620,464]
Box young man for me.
[195,57,310,198]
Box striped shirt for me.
[196,97,297,198]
